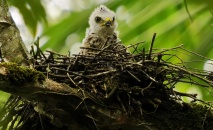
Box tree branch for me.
[0,0,32,66]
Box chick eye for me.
[95,16,102,23]
[112,16,115,22]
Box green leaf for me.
[8,0,47,36]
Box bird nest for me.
[1,34,213,129]
[31,34,213,114]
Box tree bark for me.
[0,0,32,66]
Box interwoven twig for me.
[30,34,213,114]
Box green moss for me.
[0,62,45,85]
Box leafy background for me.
[0,0,213,109]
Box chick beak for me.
[105,20,112,27]
[104,18,112,27]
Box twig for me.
[161,62,213,86]
[140,70,159,84]
[34,37,47,60]
[180,47,213,61]
[127,70,141,82]
[148,33,156,60]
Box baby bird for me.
[81,5,119,55]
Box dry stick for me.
[116,95,127,113]
[127,42,145,49]
[51,67,85,77]
[176,79,210,88]
[66,64,103,124]
[80,46,129,55]
[133,42,142,54]
[43,53,54,64]
[0,47,4,62]
[83,101,99,130]
[79,47,115,53]
[161,53,188,71]
[172,90,210,105]
[30,46,35,59]
[87,69,117,78]
[141,81,153,96]
[107,85,118,98]
[112,41,121,49]
[148,33,156,60]
[162,54,178,62]
[168,90,196,101]
[165,77,181,101]
[157,53,162,63]
[89,42,112,63]
[127,42,144,54]
[82,40,114,74]
[68,50,71,57]
[142,48,145,63]
[46,50,70,58]
[35,64,71,67]
[46,63,50,79]
[202,104,213,127]
[66,64,94,126]
[140,70,159,84]
[34,37,47,60]
[39,113,44,130]
[70,56,79,70]
[168,88,186,97]
[156,44,183,54]
[131,45,138,54]
[180,47,213,61]
[126,70,141,82]
[160,62,213,86]
[67,63,99,130]
[67,65,79,88]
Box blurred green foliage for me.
[8,0,47,36]
[1,0,213,108]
